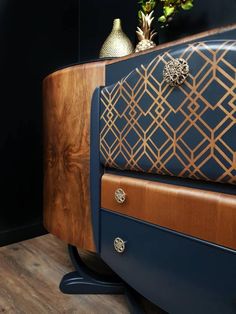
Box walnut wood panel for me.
[43,62,106,252]
[101,174,236,250]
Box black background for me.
[80,0,236,61]
[0,0,79,245]
[0,0,235,246]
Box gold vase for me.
[99,19,134,58]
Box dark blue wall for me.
[0,0,79,246]
[157,0,236,43]
[79,0,138,61]
[79,0,236,61]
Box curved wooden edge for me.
[44,61,108,82]
[43,61,106,252]
[101,174,236,250]
[43,23,236,83]
[107,23,236,65]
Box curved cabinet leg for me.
[59,246,145,313]
[60,245,124,294]
[60,270,124,295]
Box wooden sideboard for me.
[43,24,236,313]
[43,24,236,253]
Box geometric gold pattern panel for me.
[100,41,236,184]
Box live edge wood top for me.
[43,61,106,252]
[102,174,236,250]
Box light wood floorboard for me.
[0,234,130,314]
[0,234,164,314]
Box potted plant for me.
[135,0,194,52]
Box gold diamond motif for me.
[100,40,236,185]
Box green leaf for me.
[138,10,142,19]
[145,2,152,12]
[158,15,167,23]
[181,1,193,10]
[164,6,175,17]
[142,4,147,13]
[150,0,157,10]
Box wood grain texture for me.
[0,234,130,314]
[43,62,106,252]
[101,174,236,250]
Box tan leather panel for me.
[101,174,236,250]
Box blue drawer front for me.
[100,210,236,314]
[100,40,236,185]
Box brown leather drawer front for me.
[101,174,236,250]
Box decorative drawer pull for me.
[163,58,189,87]
[114,237,126,253]
[115,188,126,204]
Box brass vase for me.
[99,19,134,58]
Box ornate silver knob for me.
[115,188,126,204]
[163,58,189,87]
[114,237,126,253]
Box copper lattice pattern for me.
[100,40,236,184]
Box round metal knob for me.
[163,58,189,87]
[114,237,126,253]
[115,188,126,204]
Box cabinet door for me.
[100,40,236,185]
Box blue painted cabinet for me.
[101,209,236,314]
[90,27,236,313]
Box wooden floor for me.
[0,234,163,314]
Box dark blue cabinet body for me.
[101,210,236,314]
[90,26,236,313]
